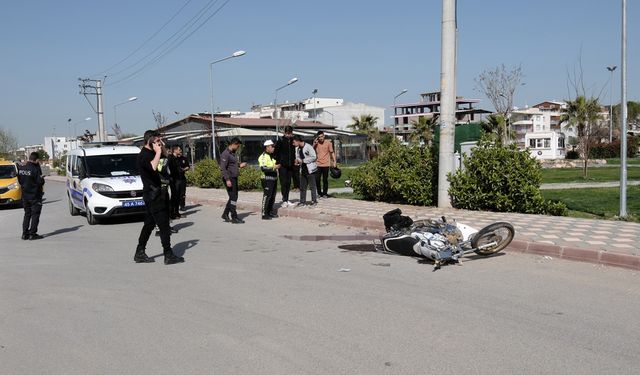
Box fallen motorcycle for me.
[378,209,515,270]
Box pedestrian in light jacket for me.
[292,134,318,207]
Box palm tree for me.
[481,114,509,144]
[409,115,438,146]
[348,114,380,159]
[561,96,604,178]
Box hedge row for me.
[186,158,262,191]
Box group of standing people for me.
[219,125,337,223]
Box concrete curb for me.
[190,197,640,271]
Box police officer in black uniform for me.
[219,137,247,224]
[18,152,45,240]
[134,130,184,265]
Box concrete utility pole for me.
[79,78,107,142]
[438,0,457,208]
[620,0,628,217]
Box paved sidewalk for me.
[187,186,640,270]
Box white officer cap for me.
[263,140,274,147]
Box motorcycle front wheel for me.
[471,222,515,256]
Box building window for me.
[529,138,552,149]
[558,138,565,148]
[403,117,408,125]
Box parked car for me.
[66,144,144,224]
[0,159,21,207]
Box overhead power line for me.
[89,0,230,88]
[89,0,195,78]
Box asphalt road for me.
[1,181,639,374]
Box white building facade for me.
[510,106,566,160]
[43,137,82,160]
[247,97,385,131]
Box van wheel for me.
[68,195,79,216]
[85,200,98,225]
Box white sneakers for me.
[281,201,292,208]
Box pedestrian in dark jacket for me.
[219,137,247,223]
[134,130,184,265]
[274,125,299,207]
[167,147,183,219]
[17,152,45,240]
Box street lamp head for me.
[606,65,617,72]
[288,77,298,85]
[401,89,408,94]
[128,96,138,102]
[312,89,318,95]
[85,117,92,121]
[232,50,246,57]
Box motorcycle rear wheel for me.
[471,222,515,256]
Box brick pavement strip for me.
[184,186,640,271]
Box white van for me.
[66,144,144,224]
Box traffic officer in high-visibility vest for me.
[258,140,280,220]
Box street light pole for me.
[393,89,408,139]
[70,117,91,149]
[620,0,628,217]
[323,109,335,128]
[274,77,299,139]
[113,97,138,131]
[607,66,617,143]
[209,50,246,159]
[312,89,318,121]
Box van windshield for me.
[0,165,17,179]
[84,154,139,177]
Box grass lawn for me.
[604,158,640,165]
[542,186,640,221]
[327,166,356,189]
[541,167,640,183]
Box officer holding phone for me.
[134,130,184,265]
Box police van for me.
[66,144,144,224]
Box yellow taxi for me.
[0,159,21,206]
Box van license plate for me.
[123,200,145,207]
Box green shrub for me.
[589,137,639,159]
[188,158,222,188]
[351,141,436,205]
[238,166,262,191]
[448,136,567,216]
[565,150,580,159]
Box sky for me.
[1,0,638,145]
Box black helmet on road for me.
[330,167,341,179]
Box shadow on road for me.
[338,243,378,252]
[43,225,83,237]
[172,221,194,231]
[42,199,61,205]
[150,239,200,259]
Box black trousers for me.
[292,165,300,189]
[137,189,173,257]
[261,178,277,216]
[177,179,186,209]
[223,177,239,219]
[316,166,330,196]
[299,172,317,204]
[22,198,42,235]
[170,179,186,215]
[279,166,294,202]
